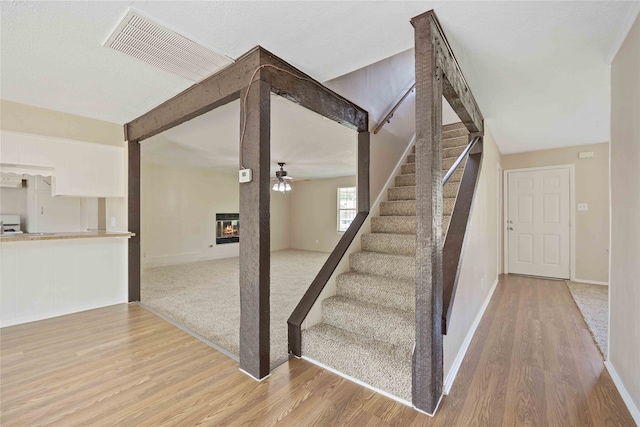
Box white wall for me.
[443,123,502,389]
[609,12,640,422]
[290,176,356,253]
[326,48,460,202]
[141,161,292,268]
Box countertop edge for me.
[0,231,136,243]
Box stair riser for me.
[443,145,466,159]
[322,298,414,348]
[336,274,414,312]
[443,122,466,132]
[361,233,416,256]
[401,161,459,175]
[443,128,468,138]
[350,252,415,281]
[302,325,412,401]
[388,186,415,201]
[371,217,416,235]
[395,174,415,187]
[380,200,415,216]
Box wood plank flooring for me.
[1,275,635,426]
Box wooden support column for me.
[239,79,271,379]
[411,11,444,414]
[357,131,371,213]
[128,139,141,302]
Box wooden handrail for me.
[372,82,416,135]
[442,136,481,185]
[287,212,368,356]
[442,137,483,334]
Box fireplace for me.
[216,213,239,244]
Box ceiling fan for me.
[271,162,307,192]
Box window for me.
[337,187,357,232]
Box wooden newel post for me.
[411,10,444,414]
[239,79,271,379]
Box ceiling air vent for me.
[104,10,233,82]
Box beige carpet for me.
[566,281,608,356]
[142,249,328,367]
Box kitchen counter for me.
[0,230,135,242]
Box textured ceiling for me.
[1,1,638,154]
[142,95,357,179]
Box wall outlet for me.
[110,216,116,227]
[577,203,588,212]
[239,169,252,183]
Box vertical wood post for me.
[411,11,444,414]
[239,79,271,379]
[128,139,141,302]
[357,131,371,213]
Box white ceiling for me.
[142,94,357,179]
[1,1,638,155]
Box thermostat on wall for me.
[239,168,252,183]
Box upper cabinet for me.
[0,130,125,197]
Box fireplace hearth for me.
[216,213,239,244]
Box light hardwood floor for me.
[1,275,635,426]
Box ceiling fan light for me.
[272,183,279,191]
[285,182,292,191]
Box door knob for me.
[508,227,514,231]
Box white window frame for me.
[337,186,357,233]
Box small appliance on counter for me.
[0,214,24,235]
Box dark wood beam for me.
[125,47,262,143]
[238,79,271,379]
[127,140,141,302]
[411,11,444,414]
[124,47,368,143]
[443,139,483,334]
[413,11,484,134]
[258,48,368,133]
[357,131,371,212]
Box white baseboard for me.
[605,360,640,425]
[572,278,609,286]
[443,276,499,395]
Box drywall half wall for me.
[609,12,640,422]
[443,123,502,388]
[502,142,609,283]
[0,100,127,231]
[141,161,291,268]
[290,176,356,253]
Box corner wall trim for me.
[443,276,499,394]
[604,360,640,425]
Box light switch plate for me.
[577,203,588,211]
[239,169,252,183]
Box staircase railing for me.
[442,134,483,334]
[287,212,368,356]
[372,82,415,135]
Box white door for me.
[507,167,571,279]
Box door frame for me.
[503,164,575,280]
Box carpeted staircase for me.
[301,122,469,402]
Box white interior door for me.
[507,167,571,279]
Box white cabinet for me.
[0,237,129,327]
[0,130,125,198]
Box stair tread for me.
[322,296,414,348]
[302,323,412,401]
[350,251,415,281]
[361,232,416,256]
